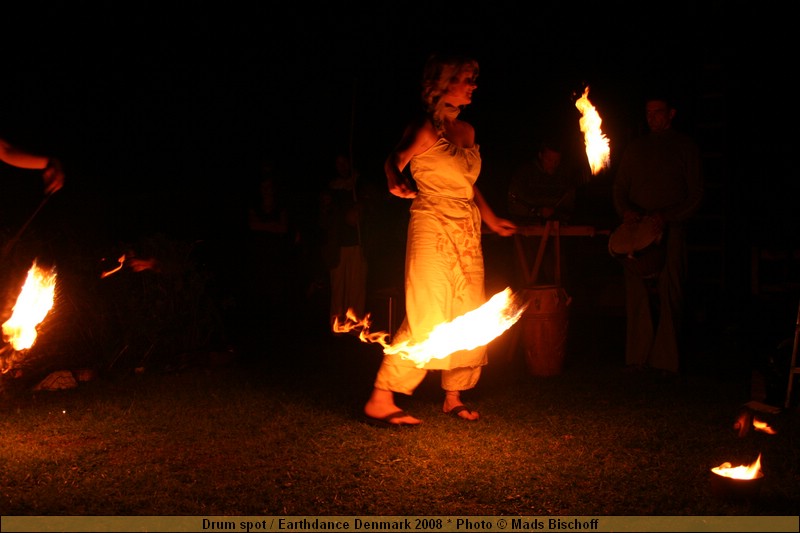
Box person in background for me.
[507,138,582,287]
[612,93,703,377]
[321,154,368,328]
[245,160,295,331]
[508,139,577,223]
[362,53,516,426]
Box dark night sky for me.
[0,2,791,253]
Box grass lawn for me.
[1,310,798,517]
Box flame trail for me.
[712,453,763,480]
[101,254,126,278]
[334,288,527,367]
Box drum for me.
[520,285,571,376]
[608,216,666,279]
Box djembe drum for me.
[608,216,666,280]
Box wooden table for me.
[514,221,609,286]
[502,221,611,373]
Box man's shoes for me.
[655,369,678,383]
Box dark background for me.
[0,2,793,307]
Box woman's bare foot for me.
[364,388,421,425]
[443,391,479,421]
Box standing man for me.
[612,94,703,376]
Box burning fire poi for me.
[733,410,778,436]
[712,453,763,480]
[101,254,126,278]
[752,419,777,435]
[100,253,160,278]
[333,287,526,367]
[2,261,57,353]
[575,86,610,175]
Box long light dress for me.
[391,136,488,371]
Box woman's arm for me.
[384,118,436,199]
[0,138,65,194]
[474,187,517,236]
[0,138,49,169]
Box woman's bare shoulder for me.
[447,119,475,148]
[398,115,438,154]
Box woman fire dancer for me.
[362,53,516,426]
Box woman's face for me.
[444,67,477,106]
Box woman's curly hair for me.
[420,53,479,135]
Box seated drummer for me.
[507,138,580,224]
[507,138,584,287]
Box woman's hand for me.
[43,157,65,195]
[388,179,417,199]
[486,217,517,237]
[473,187,516,236]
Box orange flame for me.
[575,86,610,175]
[334,288,526,368]
[100,254,126,278]
[753,418,777,435]
[2,261,57,352]
[733,410,778,436]
[711,453,763,480]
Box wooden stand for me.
[510,222,608,375]
[786,298,800,409]
[513,222,607,286]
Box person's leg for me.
[624,266,654,368]
[441,366,482,420]
[329,254,345,326]
[650,227,686,374]
[364,356,427,424]
[364,388,421,425]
